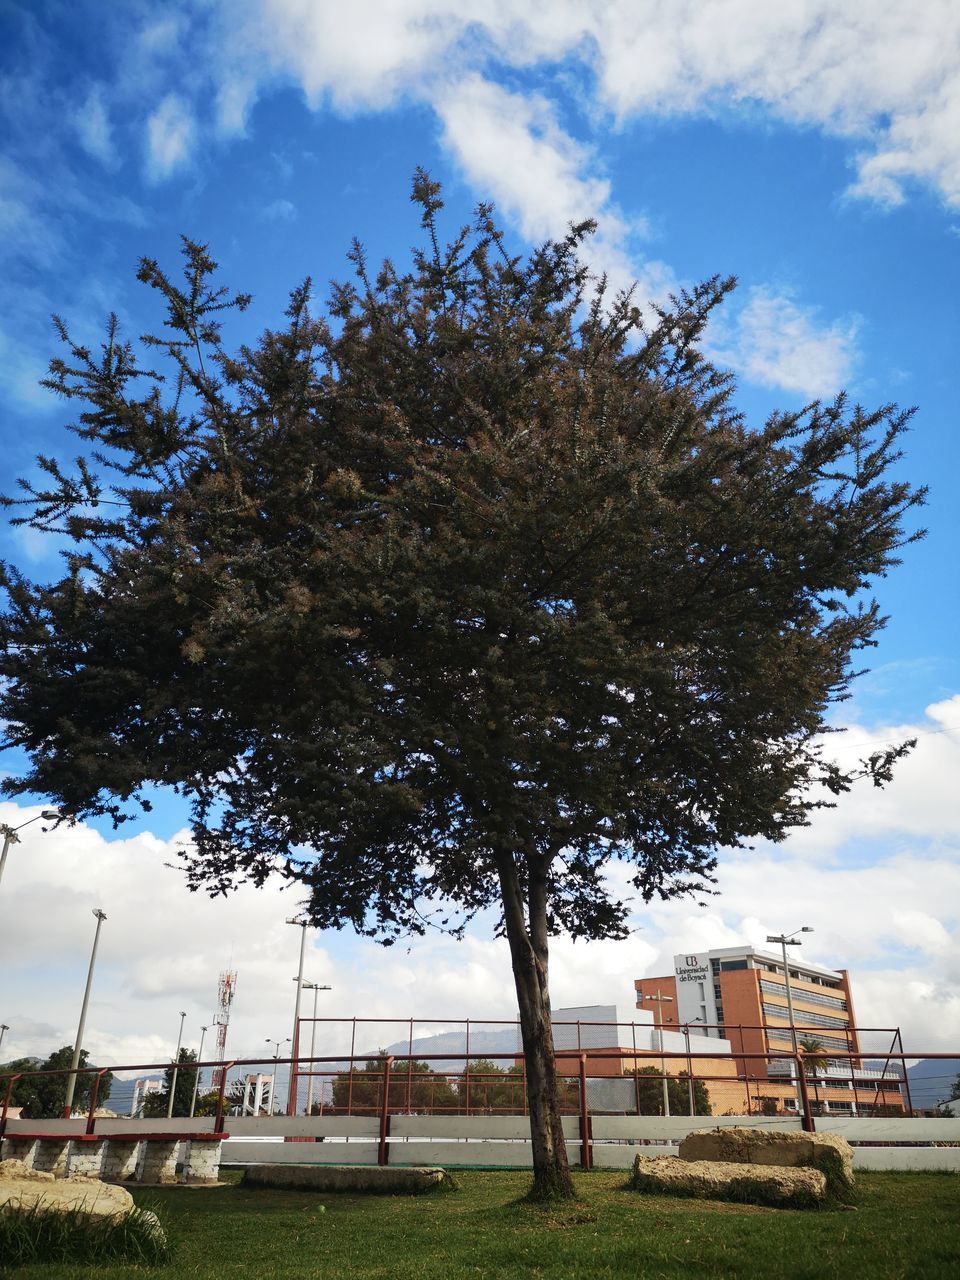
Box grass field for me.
[2,1169,957,1279]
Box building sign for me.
[672,951,719,1034]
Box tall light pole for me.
[767,926,814,1111]
[286,918,310,1114]
[682,1017,704,1117]
[765,927,814,1054]
[266,1037,290,1115]
[189,1025,209,1119]
[0,811,60,892]
[642,990,674,1118]
[299,980,331,1116]
[166,1011,188,1119]
[0,1024,9,1057]
[63,908,107,1116]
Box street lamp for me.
[0,811,60,892]
[642,991,674,1118]
[189,1025,209,1119]
[765,928,814,1054]
[63,908,107,1116]
[167,1011,188,1119]
[286,918,310,1114]
[298,980,331,1116]
[266,1037,290,1114]
[0,1024,9,1057]
[682,1017,705,1117]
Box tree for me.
[456,1058,580,1113]
[798,1036,831,1079]
[2,1046,113,1118]
[0,175,922,1198]
[330,1054,457,1114]
[631,1067,711,1116]
[142,1047,199,1118]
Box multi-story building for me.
[635,947,904,1115]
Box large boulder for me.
[242,1164,457,1195]
[677,1127,855,1204]
[0,1159,135,1220]
[630,1154,827,1209]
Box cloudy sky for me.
[1,1,958,1080]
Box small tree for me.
[457,1058,580,1113]
[631,1066,711,1116]
[143,1047,198,1118]
[330,1054,457,1115]
[0,176,923,1198]
[799,1036,831,1078]
[3,1046,113,1118]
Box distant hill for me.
[906,1057,960,1109]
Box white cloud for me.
[73,85,115,167]
[261,198,296,222]
[145,93,196,182]
[435,74,675,310]
[708,285,861,398]
[217,1,960,209]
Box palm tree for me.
[798,1036,830,1078]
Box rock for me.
[0,1159,55,1184]
[242,1164,458,1195]
[677,1127,855,1204]
[0,1170,136,1220]
[135,1208,167,1246]
[630,1154,827,1209]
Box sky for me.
[1,1,958,1084]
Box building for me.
[545,1003,742,1114]
[635,947,905,1116]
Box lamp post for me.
[765,928,814,1054]
[0,811,60,892]
[642,991,674,1118]
[189,1025,209,1119]
[166,1011,188,1119]
[63,908,107,1116]
[766,926,814,1111]
[286,918,310,1114]
[298,980,331,1116]
[266,1038,290,1114]
[0,1024,9,1056]
[682,1017,704,1117]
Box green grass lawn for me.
[3,1170,957,1279]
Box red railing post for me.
[85,1069,108,1134]
[214,1061,235,1134]
[378,1056,393,1166]
[1,1074,21,1135]
[578,1054,592,1171]
[347,1020,357,1117]
[795,1055,815,1131]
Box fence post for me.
[214,1061,236,1134]
[85,1070,107,1134]
[0,1074,20,1136]
[378,1056,393,1167]
[795,1055,815,1132]
[578,1054,592,1171]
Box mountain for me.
[905,1058,960,1110]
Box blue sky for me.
[1,2,958,1075]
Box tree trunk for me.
[495,849,575,1201]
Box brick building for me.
[635,947,904,1115]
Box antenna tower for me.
[212,969,237,1089]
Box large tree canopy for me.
[0,174,923,1196]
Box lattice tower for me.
[212,969,237,1089]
